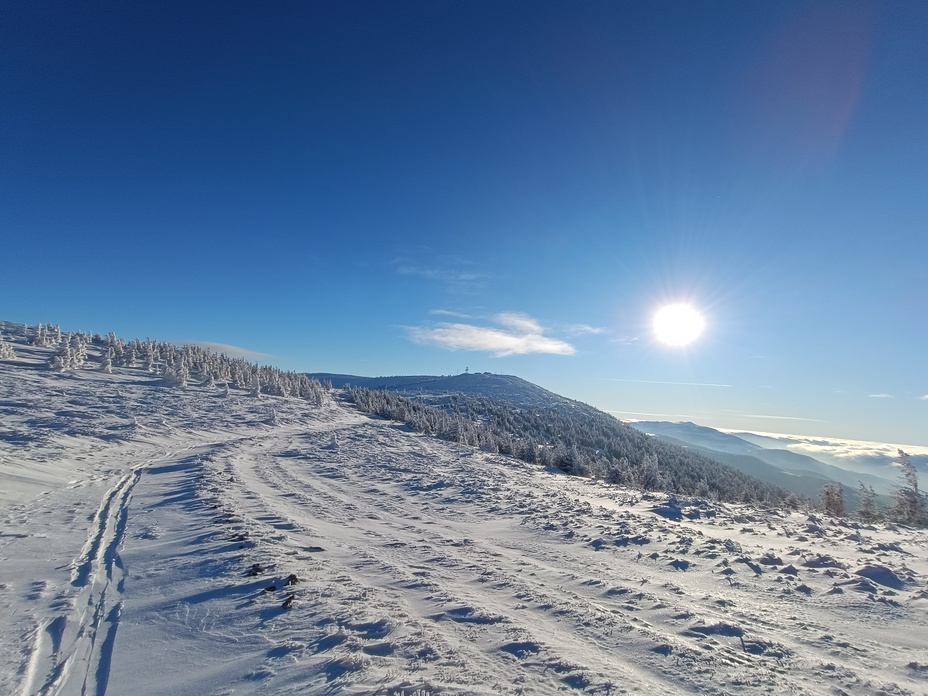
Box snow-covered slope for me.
[3,324,928,695]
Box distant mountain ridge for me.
[630,421,895,495]
[309,372,576,410]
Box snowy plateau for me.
[1,323,926,696]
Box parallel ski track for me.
[21,464,145,696]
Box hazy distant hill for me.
[630,421,765,455]
[631,421,895,496]
[651,433,857,502]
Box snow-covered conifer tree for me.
[70,333,87,368]
[50,343,73,371]
[856,482,882,524]
[820,483,845,517]
[144,346,157,373]
[101,347,114,373]
[124,342,138,368]
[892,450,926,525]
[636,453,662,490]
[0,335,15,360]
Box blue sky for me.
[3,1,927,445]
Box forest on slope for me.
[348,387,792,506]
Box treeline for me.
[24,323,329,405]
[348,387,791,505]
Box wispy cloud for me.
[495,312,543,334]
[868,393,894,399]
[921,395,928,401]
[185,342,272,361]
[396,261,486,292]
[606,410,700,420]
[428,309,473,319]
[607,378,732,388]
[609,336,639,346]
[562,323,607,336]
[406,312,575,357]
[741,413,827,422]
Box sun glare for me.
[653,304,705,347]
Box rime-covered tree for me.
[32,323,47,346]
[0,335,15,360]
[69,333,88,368]
[892,449,926,525]
[101,347,114,373]
[144,343,157,373]
[50,342,73,371]
[820,483,845,517]
[635,452,663,490]
[856,482,882,524]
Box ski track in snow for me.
[22,463,142,696]
[2,329,928,695]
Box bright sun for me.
[653,304,705,346]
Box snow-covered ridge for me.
[2,322,928,694]
[308,371,574,410]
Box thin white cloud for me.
[868,393,894,399]
[921,395,928,401]
[398,265,483,283]
[607,378,732,388]
[495,312,542,334]
[406,313,575,357]
[428,309,473,319]
[609,336,639,346]
[741,414,827,422]
[184,342,272,361]
[563,323,608,336]
[606,410,700,420]
[396,263,486,292]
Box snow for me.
[2,325,928,695]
